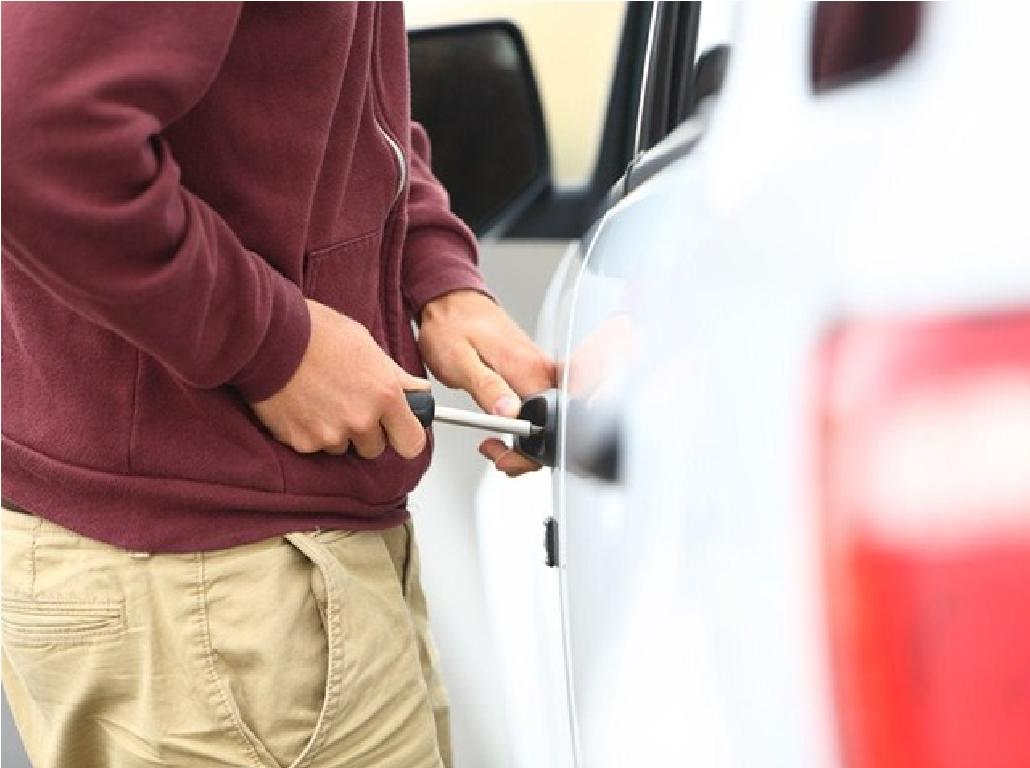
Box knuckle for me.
[318,425,341,446]
[267,425,291,446]
[352,413,380,436]
[379,384,403,410]
[472,369,503,397]
[523,354,551,385]
[324,440,350,455]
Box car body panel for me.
[624,3,1030,766]
[477,3,1030,766]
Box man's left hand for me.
[418,290,556,477]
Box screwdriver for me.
[405,390,542,438]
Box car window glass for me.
[636,1,737,153]
[407,2,626,189]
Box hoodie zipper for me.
[373,111,404,355]
[375,115,406,210]
[370,3,405,357]
[370,0,405,210]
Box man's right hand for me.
[250,299,429,459]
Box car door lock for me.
[405,388,559,467]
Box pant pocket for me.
[1,509,127,648]
[198,535,347,768]
[310,528,446,767]
[1,595,125,647]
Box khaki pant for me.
[1,507,451,768]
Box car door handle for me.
[513,389,559,467]
[516,389,620,478]
[565,398,621,482]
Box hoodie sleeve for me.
[401,122,493,319]
[0,2,310,403]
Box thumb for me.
[456,345,521,417]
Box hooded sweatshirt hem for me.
[2,437,411,553]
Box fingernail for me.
[492,395,520,417]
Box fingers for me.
[399,372,431,392]
[274,383,427,461]
[322,437,351,456]
[350,421,388,459]
[251,300,432,461]
[381,384,428,460]
[475,333,556,403]
[351,371,431,459]
[451,342,523,418]
[439,340,551,476]
[479,438,543,477]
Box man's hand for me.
[251,299,429,459]
[418,290,556,476]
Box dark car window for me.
[635,1,734,156]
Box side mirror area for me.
[408,21,550,237]
[693,44,730,106]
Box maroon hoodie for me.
[1,2,488,552]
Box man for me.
[1,4,552,767]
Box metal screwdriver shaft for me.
[433,406,542,438]
[405,390,542,438]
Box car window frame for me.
[634,1,703,156]
[504,2,654,239]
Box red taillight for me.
[818,310,1030,768]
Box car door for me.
[548,4,737,765]
[559,4,1030,768]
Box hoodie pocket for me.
[276,229,430,504]
[131,354,284,492]
[305,230,386,346]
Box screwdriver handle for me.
[404,390,435,429]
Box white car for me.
[413,3,1030,766]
